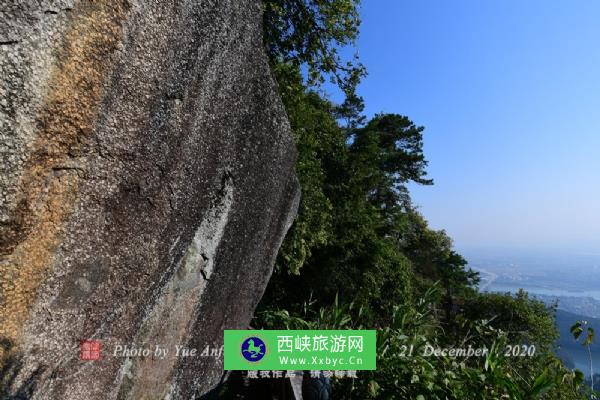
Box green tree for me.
[263,111,437,318]
[263,0,364,91]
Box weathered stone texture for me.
[0,0,299,398]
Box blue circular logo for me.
[241,336,266,362]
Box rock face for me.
[0,0,300,398]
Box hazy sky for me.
[342,0,600,253]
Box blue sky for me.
[331,0,600,253]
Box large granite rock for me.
[0,0,299,398]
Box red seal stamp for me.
[80,340,101,360]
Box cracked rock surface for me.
[0,0,299,398]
